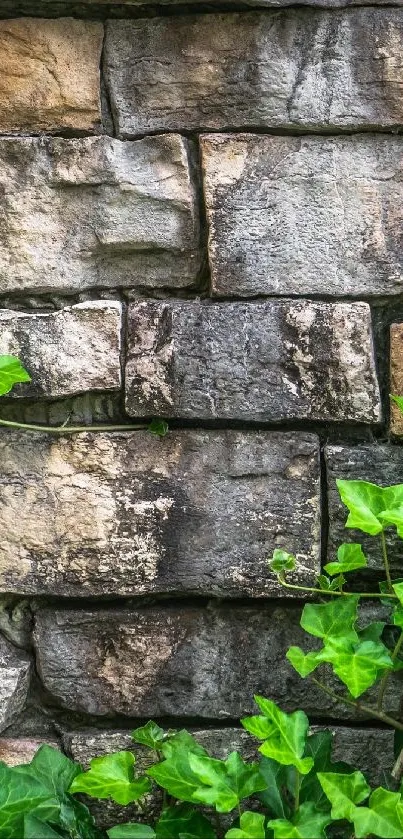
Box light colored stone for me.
[0,430,319,597]
[326,444,403,573]
[0,18,102,133]
[4,0,403,10]
[0,738,58,766]
[0,636,31,733]
[125,300,381,423]
[34,603,401,720]
[0,136,200,294]
[201,134,403,298]
[0,302,122,398]
[105,10,403,136]
[390,324,403,434]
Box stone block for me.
[0,136,200,294]
[390,324,403,434]
[0,636,31,733]
[201,134,403,298]
[3,0,403,11]
[326,444,403,573]
[0,430,320,597]
[0,18,102,133]
[34,603,402,720]
[105,10,403,136]
[125,300,381,423]
[0,738,59,766]
[0,302,122,398]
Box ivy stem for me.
[294,771,301,813]
[310,677,403,732]
[278,576,398,601]
[377,631,403,712]
[381,530,393,593]
[0,417,150,434]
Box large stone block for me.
[125,300,381,423]
[390,324,403,434]
[0,738,58,766]
[34,604,402,719]
[105,10,403,136]
[0,636,31,733]
[201,134,403,298]
[0,136,200,294]
[0,18,102,133]
[3,0,403,12]
[0,430,319,597]
[326,444,403,573]
[0,302,122,398]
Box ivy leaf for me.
[188,751,266,813]
[300,731,352,813]
[155,804,215,839]
[70,752,151,806]
[131,721,167,751]
[242,697,313,775]
[108,827,156,839]
[391,394,403,415]
[147,419,169,437]
[379,508,403,538]
[300,597,359,642]
[337,479,403,536]
[286,647,321,678]
[269,550,296,574]
[317,771,370,820]
[23,745,81,798]
[23,815,64,839]
[324,543,367,576]
[0,355,31,396]
[268,802,331,838]
[316,574,345,591]
[225,811,266,838]
[258,757,290,819]
[352,788,403,839]
[316,637,393,698]
[358,621,385,643]
[146,731,208,802]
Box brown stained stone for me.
[390,324,403,434]
[0,19,102,133]
[0,738,59,766]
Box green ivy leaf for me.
[269,550,296,574]
[316,637,393,698]
[257,757,290,819]
[300,597,359,643]
[23,815,64,839]
[324,543,367,576]
[147,419,169,437]
[108,827,156,839]
[0,761,58,839]
[286,647,321,678]
[300,731,352,813]
[353,787,403,839]
[337,479,403,536]
[316,574,345,592]
[391,394,403,415]
[188,751,266,813]
[225,811,266,838]
[267,802,331,838]
[155,804,215,839]
[317,771,370,820]
[131,721,167,751]
[0,355,31,396]
[23,745,81,798]
[146,731,208,802]
[70,752,151,806]
[241,697,313,775]
[358,621,385,643]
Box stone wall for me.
[0,0,402,825]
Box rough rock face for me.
[6,0,403,12]
[326,444,403,572]
[0,636,31,733]
[0,739,58,766]
[0,430,320,597]
[34,604,401,719]
[0,18,102,133]
[390,324,403,434]
[0,302,122,398]
[0,136,200,294]
[201,134,403,298]
[125,300,381,422]
[105,10,403,136]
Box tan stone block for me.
[390,324,403,434]
[0,738,58,766]
[0,18,103,133]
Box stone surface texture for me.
[0,136,199,295]
[0,738,58,766]
[390,324,403,434]
[326,444,403,572]
[202,134,403,298]
[105,10,403,136]
[34,604,401,720]
[6,0,403,11]
[0,302,122,398]
[0,18,102,133]
[0,636,31,733]
[125,300,381,422]
[0,430,319,597]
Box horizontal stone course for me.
[0,636,31,734]
[0,430,319,597]
[105,10,403,136]
[202,134,403,298]
[6,0,403,11]
[34,603,400,719]
[125,300,381,423]
[0,18,102,133]
[0,302,122,398]
[0,135,199,294]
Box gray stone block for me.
[0,637,31,734]
[0,430,320,597]
[202,134,403,298]
[125,300,381,423]
[0,302,122,398]
[0,136,200,294]
[105,10,403,136]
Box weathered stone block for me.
[125,300,381,423]
[3,0,403,12]
[0,302,121,398]
[0,430,319,597]
[390,324,403,434]
[34,604,402,719]
[201,134,403,298]
[326,444,403,572]
[0,19,102,133]
[0,738,58,766]
[0,136,200,294]
[0,636,31,733]
[105,11,403,136]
